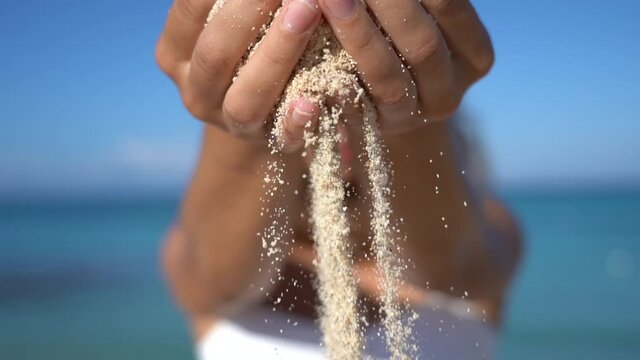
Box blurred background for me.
[1,0,638,359]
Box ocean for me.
[1,190,639,359]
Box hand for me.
[318,0,494,134]
[155,0,323,144]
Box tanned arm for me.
[161,125,306,336]
[383,120,522,323]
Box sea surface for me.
[1,189,639,359]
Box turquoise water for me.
[1,190,639,359]
[0,199,191,359]
[499,189,640,359]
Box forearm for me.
[163,125,305,316]
[383,121,520,306]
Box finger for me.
[223,0,321,135]
[319,0,417,130]
[278,98,320,153]
[421,0,494,79]
[156,0,215,80]
[365,0,456,120]
[186,0,282,122]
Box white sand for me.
[208,3,413,359]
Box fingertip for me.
[281,0,321,35]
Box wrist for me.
[383,120,450,157]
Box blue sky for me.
[1,0,639,198]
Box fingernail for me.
[325,0,356,20]
[282,0,319,34]
[292,99,316,126]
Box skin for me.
[156,0,521,340]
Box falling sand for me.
[209,2,413,358]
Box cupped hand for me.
[156,0,322,144]
[156,0,494,152]
[274,0,495,149]
[318,0,494,135]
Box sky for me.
[1,0,639,198]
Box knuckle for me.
[375,79,412,107]
[406,35,443,65]
[465,37,495,80]
[474,46,495,77]
[223,96,260,128]
[155,42,171,73]
[192,40,227,76]
[349,26,376,52]
[155,39,179,80]
[175,0,200,19]
[428,0,454,12]
[182,89,208,121]
[258,41,290,69]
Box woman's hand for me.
[319,0,494,134]
[157,0,493,151]
[267,0,495,147]
[156,0,322,142]
[278,0,495,150]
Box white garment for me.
[197,293,496,359]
